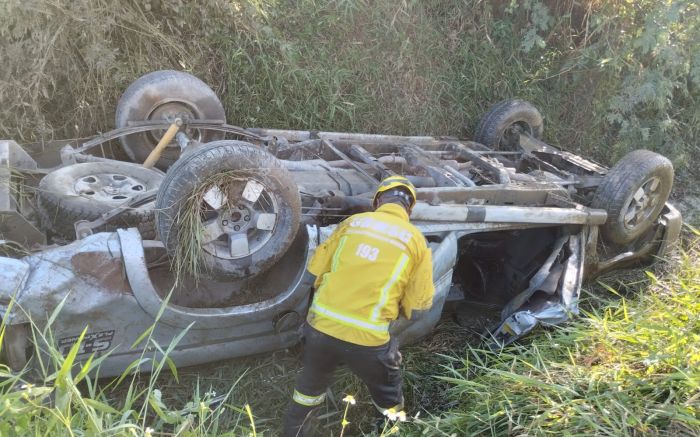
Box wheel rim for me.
[199,178,279,260]
[500,121,532,149]
[621,176,663,230]
[146,99,204,145]
[73,172,147,203]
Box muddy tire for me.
[37,162,163,239]
[475,99,544,150]
[115,70,226,169]
[591,150,673,245]
[155,140,301,279]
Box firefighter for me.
[282,175,435,436]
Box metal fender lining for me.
[118,227,316,330]
[489,231,585,347]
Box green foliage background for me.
[1,0,698,189]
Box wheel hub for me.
[73,173,145,203]
[219,205,252,233]
[199,179,279,260]
[622,176,662,230]
[146,100,203,145]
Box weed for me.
[406,236,700,436]
[0,292,260,436]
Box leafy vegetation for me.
[1,0,698,187]
[1,0,699,435]
[0,294,261,436]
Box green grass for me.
[1,1,698,188]
[0,293,260,436]
[403,231,700,436]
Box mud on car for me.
[0,71,681,376]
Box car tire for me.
[37,162,164,239]
[474,99,544,150]
[115,70,226,169]
[591,150,673,245]
[155,140,301,279]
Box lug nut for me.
[222,220,228,226]
[234,225,240,231]
[244,215,250,221]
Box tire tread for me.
[474,99,543,149]
[37,162,162,239]
[591,150,673,245]
[155,140,301,279]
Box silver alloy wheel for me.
[200,179,279,260]
[622,176,662,230]
[73,172,147,203]
[37,161,163,239]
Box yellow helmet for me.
[373,175,417,209]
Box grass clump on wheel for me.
[154,140,301,284]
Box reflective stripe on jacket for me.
[307,203,435,346]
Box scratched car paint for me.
[0,71,681,376]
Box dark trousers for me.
[282,325,404,437]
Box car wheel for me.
[474,99,544,150]
[591,150,673,245]
[155,140,301,279]
[115,70,226,169]
[37,162,163,239]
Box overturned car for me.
[0,71,681,377]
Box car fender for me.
[0,256,30,321]
[120,227,315,329]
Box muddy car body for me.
[0,71,681,376]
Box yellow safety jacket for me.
[307,203,435,346]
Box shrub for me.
[0,1,697,184]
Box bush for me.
[1,0,698,185]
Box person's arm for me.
[399,243,435,320]
[307,220,349,288]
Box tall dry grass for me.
[2,0,698,187]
